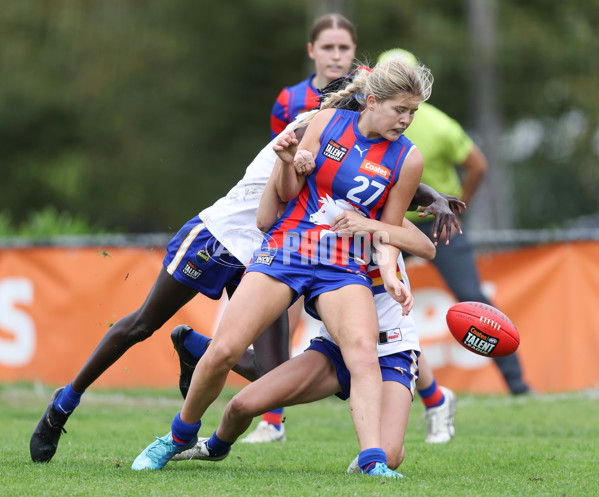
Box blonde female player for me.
[168,135,438,477]
[258,11,358,444]
[132,58,434,477]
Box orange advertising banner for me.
[1,241,598,393]
[0,247,229,388]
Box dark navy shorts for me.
[163,216,244,300]
[245,249,372,320]
[306,337,419,400]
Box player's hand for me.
[384,278,413,315]
[420,193,466,245]
[293,149,315,176]
[330,210,370,234]
[273,130,299,165]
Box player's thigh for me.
[233,350,341,414]
[131,267,198,329]
[287,296,305,339]
[212,272,294,355]
[315,284,379,346]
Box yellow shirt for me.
[404,102,473,223]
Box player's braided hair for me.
[298,60,432,129]
[317,76,364,111]
[318,66,371,111]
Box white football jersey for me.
[199,114,313,266]
[199,141,274,266]
[318,254,420,357]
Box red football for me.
[446,301,520,357]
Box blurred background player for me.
[378,48,531,395]
[270,13,356,139]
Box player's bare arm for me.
[330,211,435,260]
[275,109,334,201]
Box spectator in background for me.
[378,48,531,395]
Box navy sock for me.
[53,383,84,415]
[206,431,233,457]
[171,412,201,446]
[183,330,212,360]
[358,448,387,472]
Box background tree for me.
[0,0,597,234]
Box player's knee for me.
[226,393,255,419]
[345,333,377,354]
[129,325,155,343]
[108,313,157,344]
[205,340,241,371]
[344,338,379,369]
[386,445,405,470]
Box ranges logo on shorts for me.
[462,326,498,355]
[196,249,210,263]
[182,261,203,280]
[359,160,391,179]
[322,139,348,162]
[254,252,275,266]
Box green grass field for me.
[2,383,597,497]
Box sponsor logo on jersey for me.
[354,144,367,157]
[462,326,498,355]
[182,261,203,280]
[322,139,348,162]
[196,249,210,263]
[359,160,391,179]
[379,328,402,344]
[255,252,275,266]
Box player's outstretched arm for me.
[411,183,466,245]
[275,109,334,201]
[330,211,435,260]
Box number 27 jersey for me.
[267,108,416,272]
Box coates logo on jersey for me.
[322,139,348,162]
[359,160,391,180]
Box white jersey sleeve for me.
[199,114,312,266]
[198,141,275,266]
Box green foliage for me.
[2,384,598,496]
[0,0,597,233]
[0,207,102,238]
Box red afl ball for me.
[446,301,520,357]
